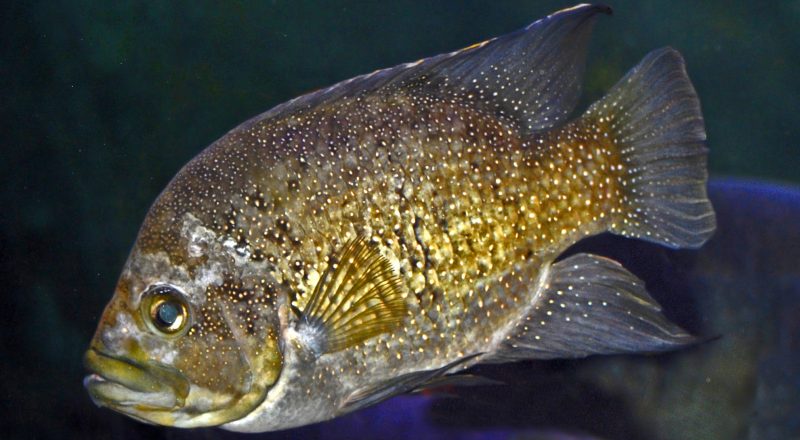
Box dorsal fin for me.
[250,4,611,132]
[293,237,407,356]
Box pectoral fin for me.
[490,253,695,362]
[293,236,407,357]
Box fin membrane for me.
[585,48,716,248]
[410,374,502,395]
[295,236,407,355]
[255,4,610,132]
[492,253,694,361]
[339,353,481,414]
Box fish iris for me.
[142,286,189,335]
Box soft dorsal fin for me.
[251,4,611,132]
[293,236,407,356]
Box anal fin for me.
[492,253,694,361]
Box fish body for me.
[84,4,715,432]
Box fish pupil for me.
[156,301,179,327]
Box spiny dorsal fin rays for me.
[239,4,611,133]
[295,236,407,356]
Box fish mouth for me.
[83,347,190,413]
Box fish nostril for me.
[99,330,119,352]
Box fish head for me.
[84,206,284,427]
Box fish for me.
[83,3,716,432]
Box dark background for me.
[2,1,798,439]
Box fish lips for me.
[83,347,190,412]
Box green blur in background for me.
[1,1,798,439]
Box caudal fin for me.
[585,48,716,249]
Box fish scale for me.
[212,93,625,375]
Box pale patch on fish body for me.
[84,4,715,433]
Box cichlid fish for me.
[84,4,715,432]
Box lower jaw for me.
[83,347,190,422]
[84,374,179,410]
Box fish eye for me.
[141,285,190,336]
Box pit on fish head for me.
[84,211,283,427]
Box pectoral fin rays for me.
[293,236,407,356]
[490,253,695,362]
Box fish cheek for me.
[172,306,251,398]
[170,280,283,409]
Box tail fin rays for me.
[585,47,716,249]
